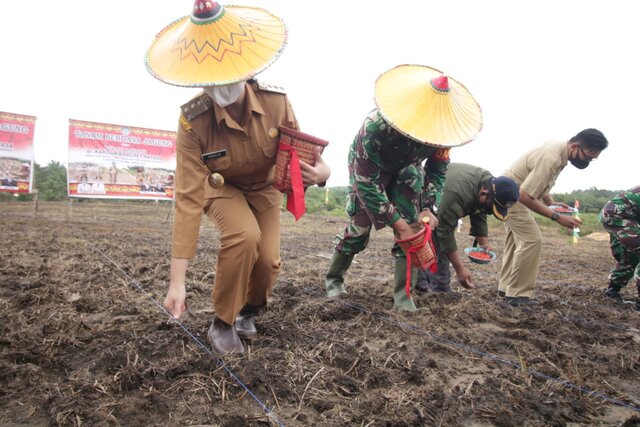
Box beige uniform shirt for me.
[172,82,299,258]
[503,141,568,200]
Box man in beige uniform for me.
[146,2,330,355]
[499,129,608,306]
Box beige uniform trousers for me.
[498,202,543,297]
[206,186,282,325]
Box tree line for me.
[1,161,68,202]
[549,188,623,213]
[305,187,624,216]
[0,161,625,216]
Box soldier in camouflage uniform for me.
[324,109,449,311]
[599,185,640,311]
[324,65,483,311]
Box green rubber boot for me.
[393,257,417,312]
[325,251,355,298]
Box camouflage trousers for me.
[334,174,421,258]
[601,218,640,293]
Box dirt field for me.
[1,201,639,426]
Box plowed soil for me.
[1,201,639,426]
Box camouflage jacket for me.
[348,109,450,230]
[599,185,640,226]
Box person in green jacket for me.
[416,163,519,292]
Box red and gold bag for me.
[274,127,328,191]
[274,127,329,219]
[395,224,438,297]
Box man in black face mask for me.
[416,163,519,292]
[498,128,609,306]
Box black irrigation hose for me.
[563,315,633,332]
[87,242,285,427]
[303,288,640,413]
[23,214,637,421]
[537,279,640,314]
[461,283,638,333]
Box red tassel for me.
[405,254,412,298]
[403,225,439,297]
[279,143,306,220]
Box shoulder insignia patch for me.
[255,81,287,94]
[179,116,192,132]
[180,94,214,121]
[434,148,451,161]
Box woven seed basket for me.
[274,126,328,192]
[396,226,437,270]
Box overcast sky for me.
[1,0,638,192]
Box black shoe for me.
[505,296,538,306]
[431,283,452,293]
[235,314,257,338]
[603,287,625,303]
[498,290,506,298]
[208,317,244,355]
[415,280,431,293]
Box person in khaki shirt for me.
[146,2,330,355]
[499,129,608,306]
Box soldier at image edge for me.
[599,185,640,311]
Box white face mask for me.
[204,82,246,107]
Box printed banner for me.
[0,111,36,194]
[68,119,176,200]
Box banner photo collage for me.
[67,119,176,200]
[0,111,36,194]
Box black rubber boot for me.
[431,281,452,293]
[603,286,625,303]
[415,269,431,292]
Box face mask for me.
[478,192,493,215]
[569,154,591,170]
[479,193,510,219]
[204,82,246,107]
[478,201,491,215]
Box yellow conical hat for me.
[374,65,483,147]
[146,1,287,87]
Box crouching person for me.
[324,65,483,312]
[599,185,640,311]
[416,163,519,292]
[147,2,330,355]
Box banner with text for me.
[68,119,176,200]
[0,111,36,194]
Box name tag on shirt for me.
[201,149,227,162]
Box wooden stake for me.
[165,197,175,224]
[32,189,39,216]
